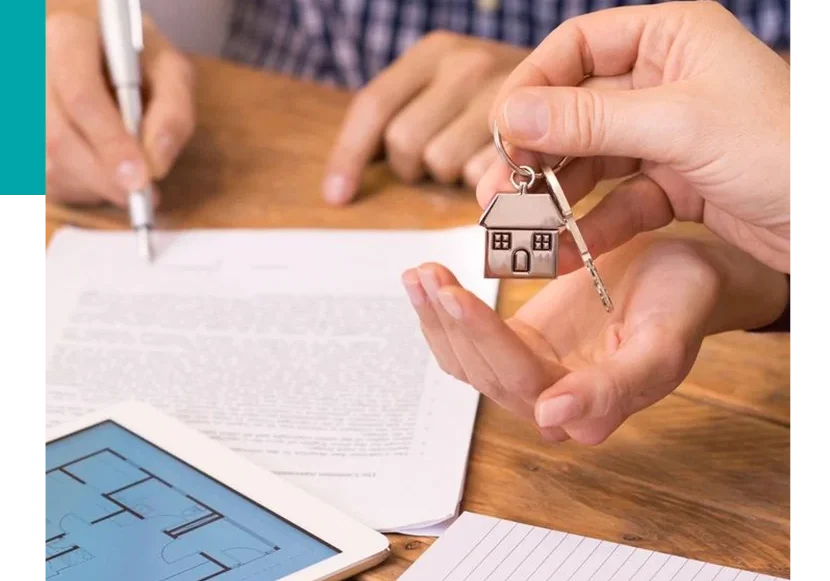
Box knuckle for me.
[465,155,492,190]
[433,356,451,375]
[463,161,480,188]
[423,142,461,184]
[449,367,467,383]
[350,90,386,125]
[474,376,504,401]
[435,357,464,382]
[661,342,692,386]
[158,49,196,87]
[164,109,196,140]
[665,189,704,222]
[593,377,623,419]
[562,89,605,152]
[422,30,458,50]
[384,119,422,161]
[696,0,730,18]
[444,47,497,80]
[640,321,695,387]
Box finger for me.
[383,78,475,184]
[418,264,532,418]
[46,14,149,197]
[323,32,459,204]
[497,84,697,163]
[556,173,674,274]
[477,73,635,203]
[421,87,494,185]
[434,284,568,405]
[475,140,637,210]
[475,143,540,208]
[531,331,661,446]
[46,88,122,206]
[142,47,196,178]
[534,246,715,445]
[491,3,672,119]
[401,269,466,381]
[579,73,634,91]
[547,155,639,208]
[539,426,571,444]
[462,145,497,189]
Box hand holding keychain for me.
[478,122,614,312]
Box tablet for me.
[46,402,390,581]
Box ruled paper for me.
[398,512,788,581]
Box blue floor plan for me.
[46,422,338,581]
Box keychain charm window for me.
[479,122,614,313]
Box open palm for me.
[402,233,786,445]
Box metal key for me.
[541,164,614,312]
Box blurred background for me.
[143,0,232,55]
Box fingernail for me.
[417,269,440,301]
[536,394,579,428]
[437,289,462,320]
[503,92,549,141]
[402,274,426,307]
[116,159,148,191]
[323,173,353,205]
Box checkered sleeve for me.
[720,0,790,50]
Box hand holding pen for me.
[45,4,196,254]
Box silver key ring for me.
[493,120,573,181]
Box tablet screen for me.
[46,421,340,581]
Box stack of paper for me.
[399,512,788,581]
[45,227,498,534]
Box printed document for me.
[46,227,498,533]
[398,512,788,581]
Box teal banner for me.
[1,2,45,194]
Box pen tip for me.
[137,227,154,263]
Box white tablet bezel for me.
[46,401,390,581]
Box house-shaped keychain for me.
[481,122,613,311]
[479,191,566,278]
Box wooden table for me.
[45,56,790,579]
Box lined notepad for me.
[399,512,788,581]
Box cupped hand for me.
[323,31,530,204]
[479,1,790,273]
[46,12,196,206]
[402,233,788,445]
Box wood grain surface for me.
[43,51,790,579]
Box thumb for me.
[495,85,698,164]
[533,326,692,445]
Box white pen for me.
[100,0,155,261]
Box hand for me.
[480,2,790,273]
[401,233,788,445]
[322,31,530,205]
[46,12,196,207]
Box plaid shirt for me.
[223,0,789,89]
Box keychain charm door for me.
[480,122,614,312]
